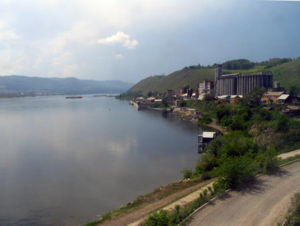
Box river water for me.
[0,95,200,225]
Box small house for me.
[198,131,217,153]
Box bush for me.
[256,147,280,174]
[181,168,193,179]
[230,115,247,131]
[217,156,257,189]
[216,105,231,122]
[199,114,212,124]
[259,108,271,121]
[179,100,187,107]
[144,210,169,226]
[276,114,290,132]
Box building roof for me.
[218,95,230,99]
[264,91,285,97]
[202,132,216,138]
[220,71,273,78]
[221,73,240,77]
[278,94,290,100]
[231,95,243,98]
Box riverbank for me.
[129,101,224,134]
[86,178,209,225]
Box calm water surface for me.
[0,96,200,226]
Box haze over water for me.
[0,96,199,225]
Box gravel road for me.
[188,161,300,226]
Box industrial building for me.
[215,65,273,96]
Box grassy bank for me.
[86,177,205,225]
[144,183,225,226]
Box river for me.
[0,95,200,225]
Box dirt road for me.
[99,179,215,226]
[278,149,300,160]
[188,161,300,226]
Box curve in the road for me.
[188,161,300,226]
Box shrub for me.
[181,168,193,179]
[217,156,257,189]
[179,100,187,107]
[259,108,271,121]
[256,147,280,174]
[276,114,290,132]
[216,105,231,122]
[144,210,169,226]
[230,115,247,131]
[199,114,212,124]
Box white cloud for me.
[0,20,19,43]
[0,30,18,42]
[0,21,4,29]
[97,32,138,49]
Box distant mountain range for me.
[124,57,300,97]
[0,76,133,96]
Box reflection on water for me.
[0,96,199,225]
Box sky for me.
[0,0,299,83]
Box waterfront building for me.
[198,131,216,153]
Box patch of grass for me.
[223,65,266,74]
[279,155,300,165]
[85,177,204,225]
[284,193,300,226]
[143,183,225,226]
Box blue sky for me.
[0,0,299,83]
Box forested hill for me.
[127,68,215,96]
[0,76,133,96]
[124,57,300,97]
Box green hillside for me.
[124,57,300,97]
[127,68,214,96]
[270,58,300,90]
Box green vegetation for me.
[259,58,292,69]
[270,58,300,90]
[144,185,224,226]
[185,88,300,190]
[222,59,255,70]
[284,193,300,226]
[122,68,214,98]
[195,131,279,189]
[279,155,300,165]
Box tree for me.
[179,100,187,107]
[276,114,290,132]
[147,91,153,97]
[217,156,256,189]
[216,105,231,122]
[241,87,266,107]
[289,86,300,98]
